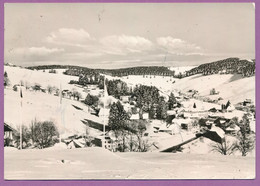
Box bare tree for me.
[14,125,31,149]
[210,137,236,155]
[32,120,59,148]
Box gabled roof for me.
[226,124,240,131]
[214,117,230,125]
[4,123,15,132]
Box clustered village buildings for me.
[4,76,255,152]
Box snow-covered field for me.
[4,147,255,180]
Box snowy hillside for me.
[104,72,254,105]
[4,65,255,132]
[173,74,255,104]
[4,66,103,137]
[4,66,78,91]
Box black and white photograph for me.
[4,3,255,179]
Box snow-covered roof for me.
[172,118,192,125]
[130,114,139,120]
[99,108,110,116]
[167,110,176,115]
[210,125,225,139]
[159,124,182,134]
[143,113,149,119]
[226,125,240,131]
[227,104,235,111]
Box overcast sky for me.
[4,3,255,69]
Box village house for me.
[130,113,139,120]
[247,113,255,120]
[158,122,185,135]
[88,84,98,90]
[205,120,214,128]
[214,117,230,129]
[226,103,235,112]
[123,103,132,113]
[210,88,219,95]
[129,112,149,120]
[183,112,201,119]
[65,137,86,149]
[172,118,193,131]
[167,110,177,116]
[213,117,241,136]
[97,108,110,124]
[225,124,240,136]
[120,95,131,103]
[61,89,73,98]
[4,123,15,146]
[33,84,42,91]
[92,135,117,152]
[208,107,218,113]
[143,112,149,119]
[219,69,227,74]
[243,99,252,106]
[40,87,47,93]
[12,84,21,91]
[158,125,175,135]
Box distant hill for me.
[26,65,176,77]
[186,58,255,77]
[26,57,255,79]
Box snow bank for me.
[4,147,255,179]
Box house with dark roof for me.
[92,135,117,152]
[4,123,15,146]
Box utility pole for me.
[19,82,23,150]
[103,75,106,137]
[59,82,62,143]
